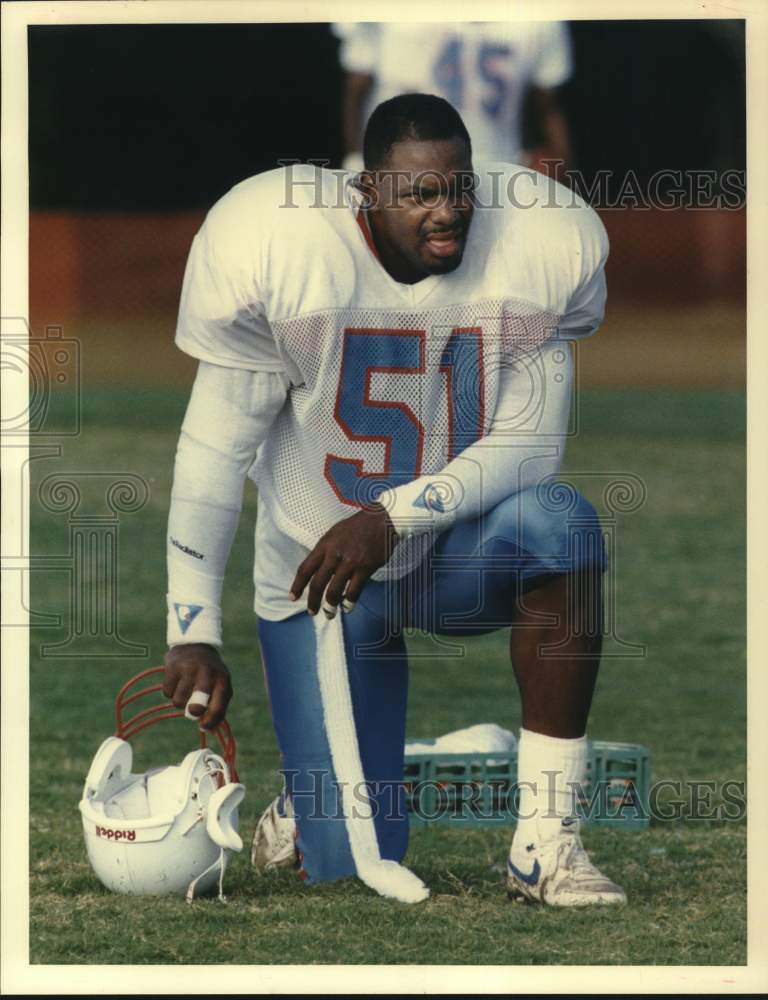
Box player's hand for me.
[289,503,398,617]
[163,643,233,731]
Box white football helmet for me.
[79,667,245,901]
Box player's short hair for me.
[363,93,472,170]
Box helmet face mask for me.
[79,668,245,900]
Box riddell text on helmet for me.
[95,825,136,841]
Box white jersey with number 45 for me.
[176,163,607,586]
[333,22,573,163]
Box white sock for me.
[511,728,588,854]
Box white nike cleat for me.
[506,823,627,907]
[250,795,299,872]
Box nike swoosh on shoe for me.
[507,858,541,886]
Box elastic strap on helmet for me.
[185,847,227,904]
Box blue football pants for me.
[257,486,605,883]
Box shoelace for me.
[557,832,603,879]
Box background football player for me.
[333,21,573,173]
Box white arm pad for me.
[377,340,572,537]
[167,362,289,647]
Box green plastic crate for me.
[403,740,650,830]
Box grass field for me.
[28,385,746,966]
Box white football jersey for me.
[176,163,607,616]
[333,22,572,163]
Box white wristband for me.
[167,596,223,648]
[377,475,461,539]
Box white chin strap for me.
[186,782,246,904]
[314,613,429,905]
[186,848,227,904]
